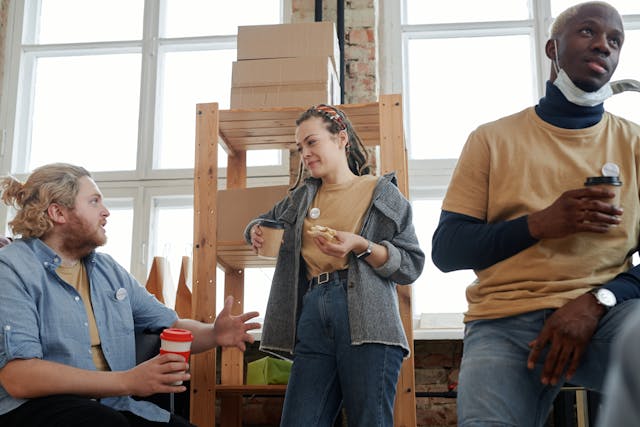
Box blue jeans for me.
[457,299,640,427]
[280,277,404,427]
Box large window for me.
[0,0,285,316]
[390,0,640,319]
[4,1,640,326]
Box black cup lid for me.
[584,176,622,186]
[258,219,285,229]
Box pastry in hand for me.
[308,224,337,241]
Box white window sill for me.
[247,313,466,342]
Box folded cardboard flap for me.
[246,356,293,385]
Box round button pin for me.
[309,208,320,219]
[601,162,620,177]
[116,288,127,301]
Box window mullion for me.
[137,0,161,179]
[533,0,553,99]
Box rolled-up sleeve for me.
[0,263,43,368]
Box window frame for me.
[381,0,640,326]
[0,0,290,285]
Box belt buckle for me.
[318,272,330,285]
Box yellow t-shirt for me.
[57,262,110,371]
[443,108,640,321]
[302,174,378,278]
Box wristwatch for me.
[356,240,373,259]
[589,288,617,310]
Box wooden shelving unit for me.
[190,94,416,427]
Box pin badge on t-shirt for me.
[309,207,320,219]
[116,288,127,301]
[601,162,620,177]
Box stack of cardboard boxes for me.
[231,22,341,109]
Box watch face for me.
[596,288,616,307]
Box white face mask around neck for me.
[552,40,613,107]
[553,68,613,107]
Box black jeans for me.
[0,394,195,427]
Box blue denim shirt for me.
[0,238,178,421]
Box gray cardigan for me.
[244,173,424,356]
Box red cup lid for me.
[160,328,193,342]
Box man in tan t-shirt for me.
[432,3,640,426]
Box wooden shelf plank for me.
[216,384,287,396]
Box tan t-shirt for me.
[443,108,640,321]
[57,263,110,371]
[302,174,378,278]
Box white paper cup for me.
[159,328,193,385]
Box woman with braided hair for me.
[245,104,424,426]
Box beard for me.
[60,211,107,259]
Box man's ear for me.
[47,203,68,225]
[545,39,556,61]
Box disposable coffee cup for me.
[159,328,193,385]
[257,219,285,259]
[584,176,622,208]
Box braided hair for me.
[290,104,372,190]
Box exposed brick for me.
[347,27,374,45]
[347,0,375,9]
[416,367,449,385]
[347,9,376,27]
[417,404,458,427]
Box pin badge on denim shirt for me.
[116,288,127,301]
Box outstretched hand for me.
[213,296,261,351]
[528,187,622,239]
[527,293,605,385]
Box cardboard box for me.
[237,22,340,70]
[232,56,338,88]
[231,81,340,109]
[216,185,289,242]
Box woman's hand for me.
[250,224,264,253]
[312,230,363,258]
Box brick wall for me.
[292,0,377,104]
[414,340,461,426]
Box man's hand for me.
[528,187,622,239]
[124,353,190,397]
[527,293,605,385]
[212,296,260,351]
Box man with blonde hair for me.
[433,2,640,426]
[0,163,260,427]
